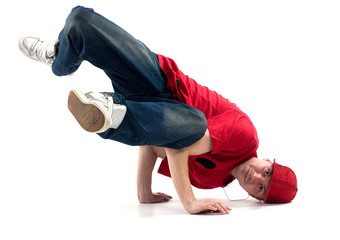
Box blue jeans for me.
[52,6,207,149]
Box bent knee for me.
[196,110,207,129]
[187,108,207,136]
[162,107,207,150]
[67,6,94,26]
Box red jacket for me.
[157,54,259,189]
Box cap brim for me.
[264,159,276,203]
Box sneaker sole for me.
[68,90,106,133]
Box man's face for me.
[232,158,274,200]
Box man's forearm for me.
[165,148,196,212]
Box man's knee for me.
[189,110,208,142]
[163,106,207,149]
[185,107,207,135]
[66,6,94,28]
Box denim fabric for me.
[52,6,207,149]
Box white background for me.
[1,0,339,239]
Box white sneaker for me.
[68,90,127,133]
[18,36,58,66]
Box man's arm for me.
[165,129,232,214]
[137,146,172,203]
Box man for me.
[19,6,297,214]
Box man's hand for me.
[188,199,232,214]
[138,192,173,204]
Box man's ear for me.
[262,158,272,163]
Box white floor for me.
[1,1,340,239]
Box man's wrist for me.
[137,186,153,202]
[184,199,197,213]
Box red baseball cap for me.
[264,159,298,203]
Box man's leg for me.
[68,90,207,149]
[100,93,207,149]
[53,6,170,98]
[20,6,207,149]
